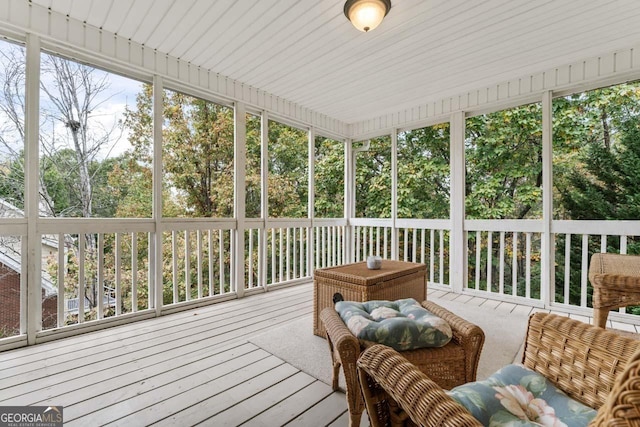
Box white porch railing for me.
[2,216,640,351]
[350,218,640,324]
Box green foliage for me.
[397,124,450,218]
[245,113,261,218]
[315,136,344,218]
[163,90,234,217]
[355,136,392,218]
[560,117,640,220]
[465,103,543,219]
[267,120,308,218]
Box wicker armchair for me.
[357,312,640,427]
[320,301,484,427]
[589,252,640,328]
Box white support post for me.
[260,112,269,287]
[344,139,353,263]
[391,131,398,260]
[541,91,554,307]
[308,127,315,277]
[152,75,163,316]
[25,34,41,344]
[449,111,466,293]
[234,102,247,297]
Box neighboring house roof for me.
[0,245,56,296]
[0,198,58,296]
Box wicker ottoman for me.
[313,260,426,337]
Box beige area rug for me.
[249,301,530,388]
[249,315,346,389]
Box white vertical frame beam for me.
[541,91,553,307]
[152,75,163,316]
[449,111,466,293]
[308,127,315,277]
[344,139,353,263]
[391,131,398,260]
[234,102,247,297]
[260,112,269,288]
[25,34,41,344]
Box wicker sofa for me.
[320,301,484,427]
[357,312,640,426]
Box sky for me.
[0,39,146,161]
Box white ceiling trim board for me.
[350,44,640,139]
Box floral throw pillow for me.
[334,298,452,351]
[447,364,597,427]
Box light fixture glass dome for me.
[344,0,391,32]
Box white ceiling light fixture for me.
[344,0,391,33]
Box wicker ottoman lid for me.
[314,260,426,286]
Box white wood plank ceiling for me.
[31,0,640,124]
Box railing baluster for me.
[97,233,104,318]
[115,232,121,316]
[332,226,336,266]
[525,232,531,299]
[185,230,191,301]
[286,227,291,281]
[339,226,344,264]
[473,231,480,290]
[383,227,388,259]
[581,234,588,307]
[271,228,276,285]
[315,226,320,270]
[356,226,361,262]
[369,226,374,257]
[564,233,571,304]
[279,228,284,283]
[219,230,225,293]
[512,232,518,296]
[363,226,368,259]
[430,229,435,284]
[300,227,305,276]
[412,228,417,263]
[321,226,326,268]
[420,228,425,264]
[132,232,138,312]
[208,230,214,296]
[617,234,626,314]
[600,234,607,253]
[172,231,178,303]
[403,228,408,262]
[293,227,297,279]
[57,233,65,326]
[248,229,254,288]
[499,231,505,295]
[439,229,444,285]
[79,234,85,323]
[196,230,202,299]
[364,226,368,260]
[486,231,493,292]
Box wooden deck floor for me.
[0,282,637,426]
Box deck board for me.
[243,381,337,427]
[286,392,349,426]
[206,372,317,426]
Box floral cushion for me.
[447,364,597,427]
[334,298,452,351]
